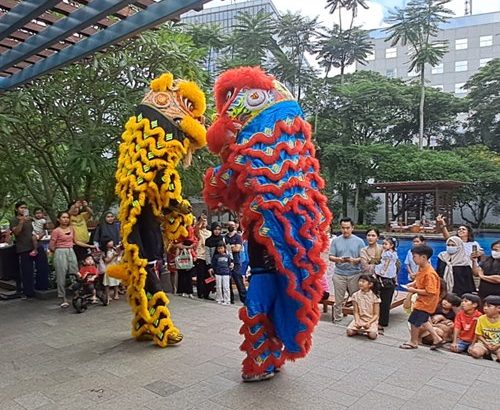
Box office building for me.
[181,0,280,33]
[359,11,500,96]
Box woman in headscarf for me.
[437,236,475,297]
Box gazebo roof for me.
[0,0,210,92]
[372,180,467,192]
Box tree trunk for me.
[418,68,425,149]
[342,183,348,217]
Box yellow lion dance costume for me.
[109,73,206,347]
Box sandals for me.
[60,302,69,308]
[429,339,446,351]
[399,343,418,350]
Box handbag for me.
[175,249,194,270]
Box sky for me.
[207,0,500,29]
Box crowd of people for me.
[329,217,499,361]
[6,202,499,360]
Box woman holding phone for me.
[436,215,482,258]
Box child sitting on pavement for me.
[400,245,444,350]
[346,275,381,340]
[450,293,482,354]
[423,293,462,343]
[75,254,100,303]
[469,295,500,361]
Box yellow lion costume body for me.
[109,73,206,347]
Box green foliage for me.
[0,26,208,221]
[463,58,500,152]
[384,0,453,149]
[317,25,373,79]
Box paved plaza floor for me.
[0,293,498,410]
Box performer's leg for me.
[143,263,182,347]
[240,273,284,380]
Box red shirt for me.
[454,309,481,342]
[79,265,98,283]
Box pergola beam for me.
[0,0,137,73]
[0,0,60,42]
[0,0,209,91]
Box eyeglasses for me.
[457,227,467,231]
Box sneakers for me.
[188,294,194,299]
[222,302,230,305]
[242,371,275,382]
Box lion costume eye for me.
[244,89,268,111]
[183,97,194,112]
[225,88,235,102]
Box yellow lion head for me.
[140,73,206,153]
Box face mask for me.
[492,250,500,259]
[446,246,458,255]
[227,226,235,232]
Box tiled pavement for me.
[0,293,498,410]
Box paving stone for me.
[143,379,183,397]
[349,390,406,409]
[13,392,54,410]
[1,296,499,410]
[458,381,499,410]
[372,382,416,400]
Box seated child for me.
[346,275,381,340]
[469,295,500,361]
[422,293,462,343]
[450,293,482,354]
[400,245,444,350]
[74,255,99,303]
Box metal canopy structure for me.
[0,0,211,92]
[372,180,467,232]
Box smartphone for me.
[472,245,478,253]
[23,209,29,217]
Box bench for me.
[320,291,408,322]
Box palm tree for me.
[185,23,226,75]
[385,0,453,149]
[227,10,277,67]
[317,25,373,82]
[274,12,320,100]
[325,0,369,30]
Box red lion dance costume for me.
[203,67,332,381]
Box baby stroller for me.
[70,272,108,313]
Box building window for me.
[386,68,397,78]
[480,58,492,68]
[480,35,493,47]
[455,38,468,50]
[432,85,444,91]
[385,47,397,58]
[366,51,375,61]
[455,83,466,94]
[455,60,468,72]
[432,63,443,74]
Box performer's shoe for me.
[167,333,183,345]
[242,371,275,382]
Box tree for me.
[184,23,227,79]
[0,26,208,221]
[223,10,276,68]
[454,146,500,229]
[463,58,500,152]
[385,0,453,150]
[273,12,320,100]
[316,25,373,82]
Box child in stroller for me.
[71,254,107,313]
